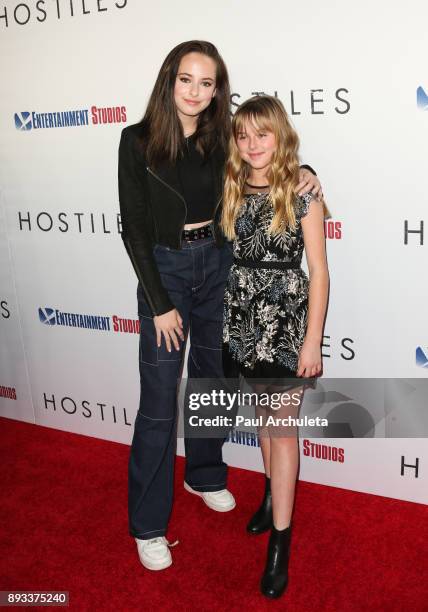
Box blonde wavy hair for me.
[221,95,304,240]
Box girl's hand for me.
[296,169,323,199]
[153,308,184,352]
[297,339,322,378]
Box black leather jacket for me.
[118,122,315,317]
[118,123,226,316]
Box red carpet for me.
[0,417,427,611]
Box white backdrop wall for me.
[1,0,426,504]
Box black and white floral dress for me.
[222,190,315,381]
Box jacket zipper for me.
[146,166,187,245]
[211,195,223,241]
[147,166,223,244]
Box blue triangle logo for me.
[417,86,428,110]
[415,346,428,368]
[14,112,32,131]
[38,307,56,325]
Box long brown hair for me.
[139,40,231,165]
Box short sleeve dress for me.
[222,189,315,382]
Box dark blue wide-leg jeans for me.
[128,236,233,539]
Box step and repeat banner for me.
[1,0,426,504]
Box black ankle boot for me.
[246,476,272,534]
[260,525,292,599]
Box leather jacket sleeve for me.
[118,127,174,317]
[300,164,317,176]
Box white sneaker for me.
[135,536,177,571]
[184,481,236,512]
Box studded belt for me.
[182,223,213,242]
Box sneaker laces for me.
[145,537,179,549]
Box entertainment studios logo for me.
[324,219,342,240]
[302,440,345,463]
[14,105,126,131]
[227,429,260,448]
[38,307,139,334]
[0,385,17,400]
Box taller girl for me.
[118,40,321,571]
